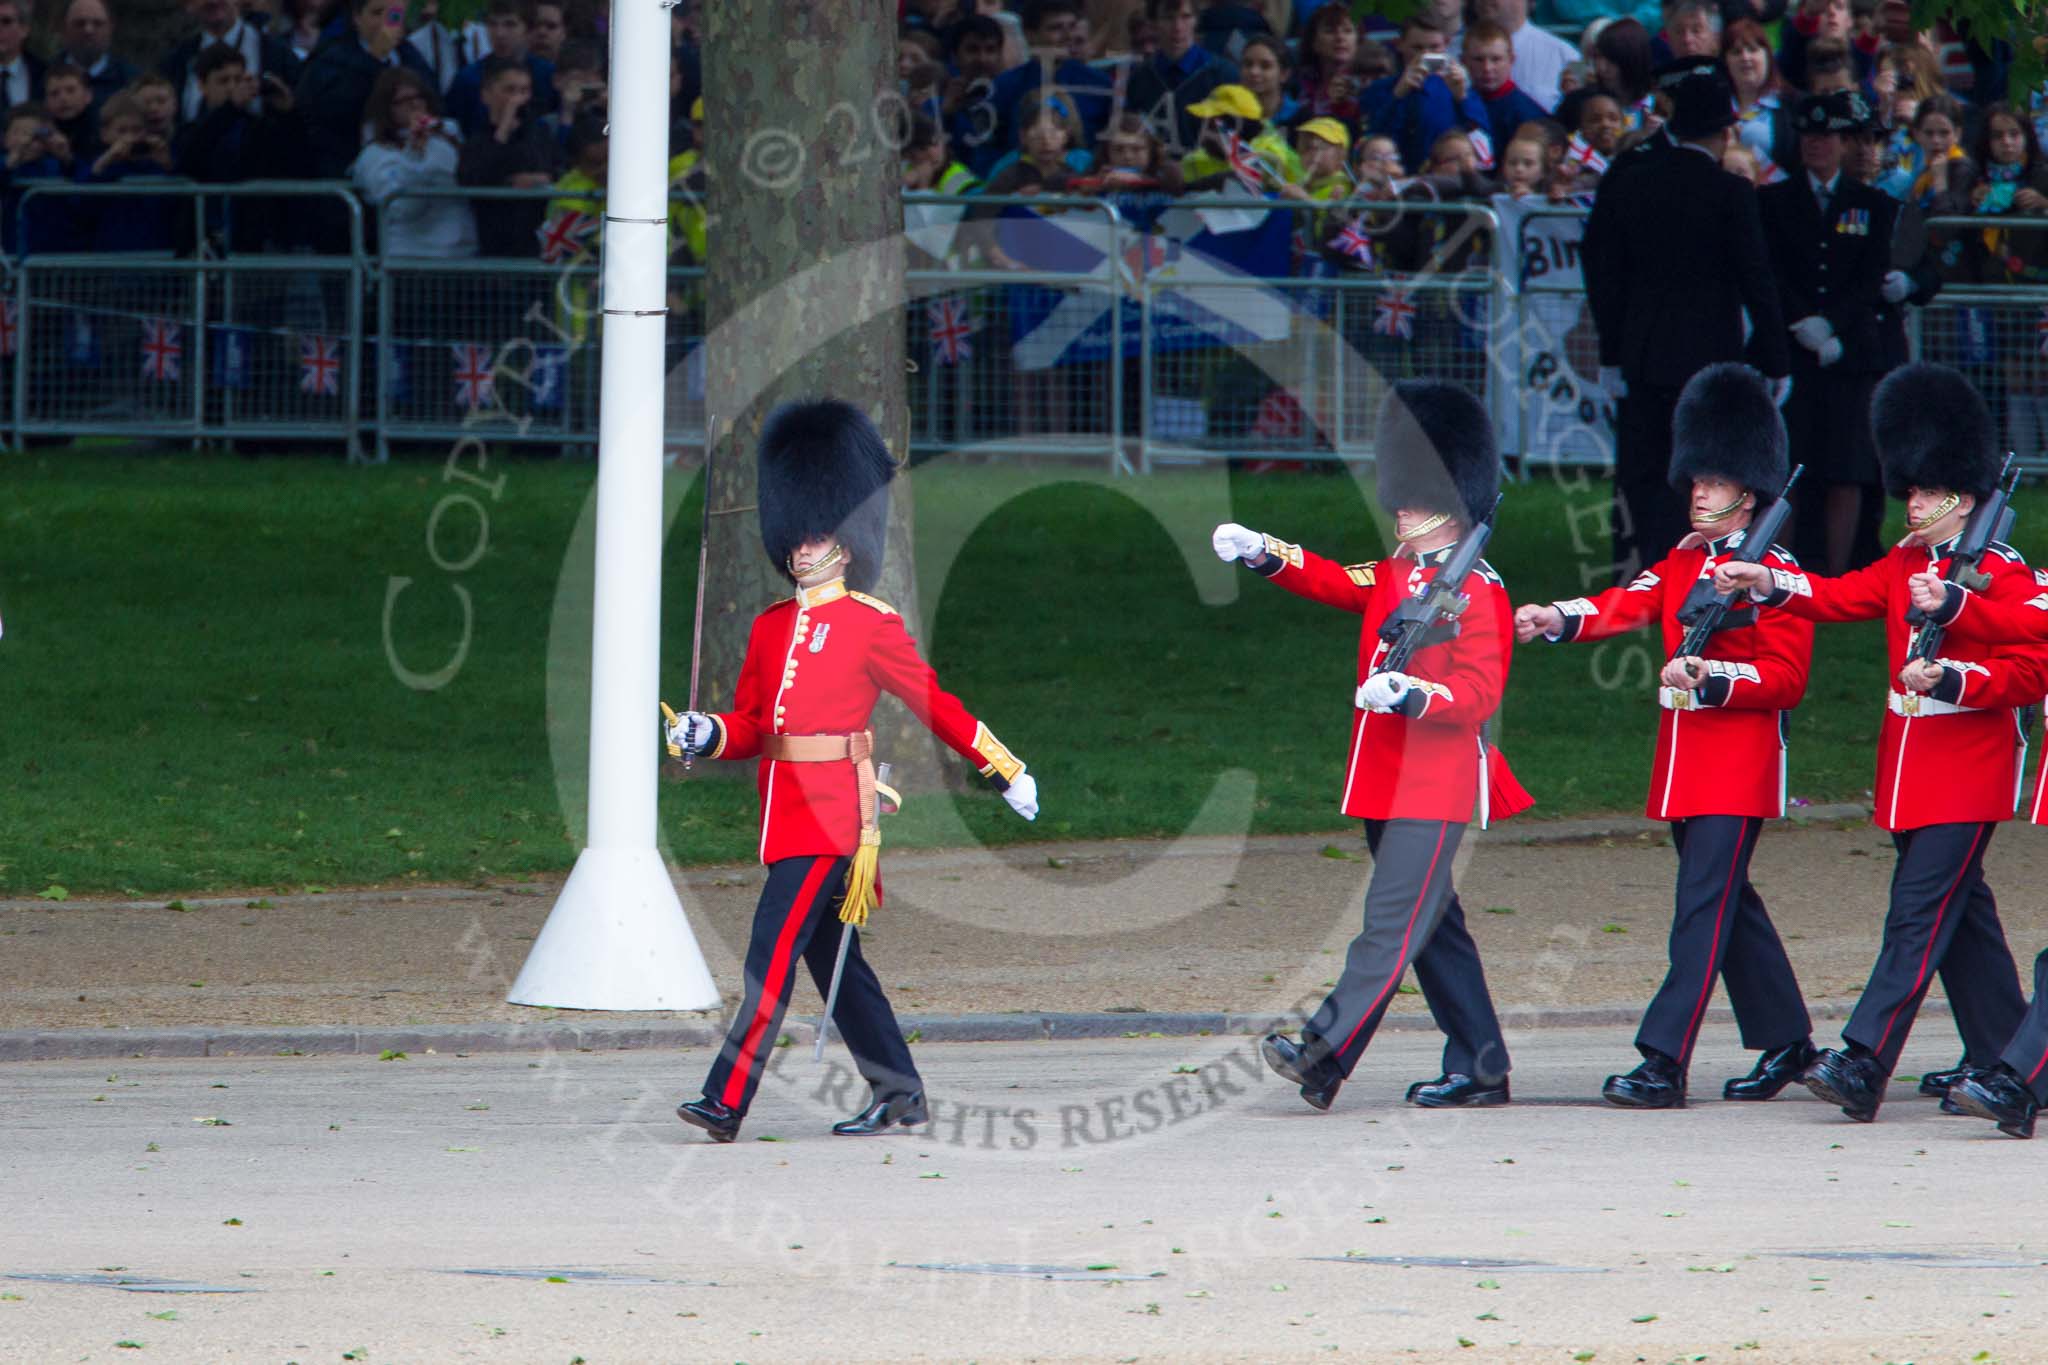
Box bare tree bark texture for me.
[699,3,930,776]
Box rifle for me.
[1670,464,1804,665]
[1373,494,1502,677]
[1906,455,2019,665]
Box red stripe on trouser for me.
[720,859,836,1108]
[1676,820,1749,1066]
[1871,825,1988,1064]
[1335,823,1449,1059]
[2028,1046,2048,1088]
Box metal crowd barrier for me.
[4,184,2046,474]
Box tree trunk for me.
[700,3,931,776]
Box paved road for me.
[4,1029,2042,1364]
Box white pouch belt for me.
[1888,690,1973,718]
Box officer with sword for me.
[662,399,1041,1143]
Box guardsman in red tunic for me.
[1903,504,2048,1138]
[1715,363,2041,1122]
[1214,380,1534,1112]
[1514,364,1817,1108]
[663,400,1039,1144]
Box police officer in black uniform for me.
[1755,89,1893,577]
[1583,58,1791,583]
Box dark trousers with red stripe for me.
[1843,822,2026,1076]
[1996,947,2048,1104]
[1636,816,1810,1067]
[1304,819,1510,1083]
[701,856,921,1117]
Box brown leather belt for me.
[762,731,879,837]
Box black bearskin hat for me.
[1668,363,1788,505]
[1872,363,1998,501]
[756,398,896,593]
[1373,379,1499,527]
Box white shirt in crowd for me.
[352,125,479,259]
[0,57,28,105]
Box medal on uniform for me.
[809,622,831,654]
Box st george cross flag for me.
[1328,218,1375,266]
[927,296,973,366]
[299,334,342,396]
[1372,291,1417,339]
[451,342,495,410]
[1565,133,1609,175]
[537,209,599,264]
[140,318,182,382]
[1466,127,1495,171]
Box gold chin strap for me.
[788,542,847,579]
[1907,492,1961,534]
[1695,491,1750,524]
[1396,511,1452,543]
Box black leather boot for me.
[1409,1073,1510,1107]
[1949,1067,2039,1139]
[1261,1033,1343,1112]
[1603,1051,1687,1108]
[1723,1039,1818,1101]
[832,1090,929,1136]
[676,1096,741,1143]
[1918,1057,1974,1097]
[1800,1046,1888,1123]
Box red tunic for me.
[704,579,1024,864]
[1547,534,1812,820]
[1929,559,2048,825]
[1254,536,1530,826]
[1761,539,2048,832]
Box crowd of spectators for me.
[0,0,2032,281]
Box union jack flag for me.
[1372,291,1417,340]
[2038,306,2048,357]
[536,208,599,264]
[1222,131,1266,194]
[1754,154,1788,185]
[1565,133,1609,176]
[298,334,341,396]
[140,318,182,382]
[451,342,494,410]
[927,296,973,366]
[1327,218,1375,266]
[1466,127,1495,171]
[0,298,16,358]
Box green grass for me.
[1,451,2032,895]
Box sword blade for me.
[814,925,854,1062]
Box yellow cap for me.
[1296,117,1351,151]
[690,96,704,120]
[1185,84,1261,120]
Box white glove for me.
[1002,769,1039,821]
[1881,269,1911,304]
[1816,336,1843,367]
[1212,523,1265,563]
[1768,374,1793,407]
[1356,671,1414,712]
[1790,315,1834,350]
[665,709,716,755]
[1598,365,1627,398]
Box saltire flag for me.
[1328,218,1375,266]
[451,342,495,410]
[1466,126,1495,171]
[927,296,973,366]
[66,314,99,368]
[1222,131,1266,193]
[210,325,252,390]
[369,339,412,403]
[140,318,182,382]
[529,343,569,412]
[298,334,342,396]
[1565,133,1609,175]
[1372,291,1417,339]
[537,209,599,264]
